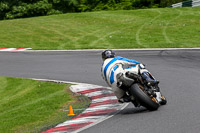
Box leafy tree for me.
[5,0,53,19]
[0,0,189,20]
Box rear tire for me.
[130,84,159,111]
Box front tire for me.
[130,83,159,111]
[160,96,167,105]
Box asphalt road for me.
[0,49,200,133]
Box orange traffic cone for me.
[67,105,75,116]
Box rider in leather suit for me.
[101,49,166,105]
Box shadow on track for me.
[118,106,148,115]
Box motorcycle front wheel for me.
[130,83,159,111]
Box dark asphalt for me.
[0,49,200,133]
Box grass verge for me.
[0,77,90,133]
[0,7,200,49]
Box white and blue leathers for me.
[101,56,148,99]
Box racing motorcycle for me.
[117,71,167,111]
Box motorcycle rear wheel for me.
[130,83,159,111]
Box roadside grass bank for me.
[0,77,90,133]
[0,7,200,50]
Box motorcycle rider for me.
[101,49,166,106]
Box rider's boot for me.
[118,94,131,103]
[155,92,167,105]
[131,99,140,107]
[141,72,159,86]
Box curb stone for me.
[32,79,128,133]
[0,48,32,51]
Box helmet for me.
[102,49,115,60]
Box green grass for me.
[0,7,200,49]
[0,77,90,133]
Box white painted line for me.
[2,48,200,52]
[32,78,90,87]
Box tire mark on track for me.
[162,9,183,44]
[136,9,162,47]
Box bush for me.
[5,0,53,19]
[0,2,10,19]
[0,0,189,20]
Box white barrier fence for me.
[170,0,200,7]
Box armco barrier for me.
[169,0,200,7]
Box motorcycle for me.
[117,71,167,111]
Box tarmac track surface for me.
[0,49,200,133]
